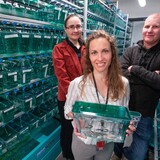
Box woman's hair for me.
[64,14,82,28]
[81,30,125,100]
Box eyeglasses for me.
[66,24,82,30]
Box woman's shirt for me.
[64,75,130,144]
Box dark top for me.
[120,40,160,117]
[66,37,84,60]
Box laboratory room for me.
[0,0,159,160]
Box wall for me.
[117,0,160,19]
[131,21,144,46]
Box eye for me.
[152,25,160,29]
[102,49,110,54]
[76,24,82,29]
[90,51,97,55]
[69,25,75,29]
[144,25,150,29]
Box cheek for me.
[107,55,112,66]
[155,32,160,39]
[89,56,93,64]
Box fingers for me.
[126,121,136,136]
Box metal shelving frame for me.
[154,101,160,160]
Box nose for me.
[73,27,78,31]
[148,26,153,32]
[97,52,103,60]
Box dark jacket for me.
[52,39,85,101]
[120,40,160,117]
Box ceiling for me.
[110,0,160,20]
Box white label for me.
[45,89,51,93]
[22,69,32,73]
[42,115,46,122]
[20,127,29,134]
[0,75,2,78]
[36,93,43,98]
[35,121,38,128]
[5,34,18,38]
[58,10,61,20]
[14,74,17,81]
[55,7,61,11]
[25,98,33,108]
[22,35,29,38]
[3,106,14,113]
[52,86,58,90]
[25,98,32,102]
[8,72,17,76]
[7,135,17,143]
[62,10,68,13]
[42,65,48,78]
[23,73,26,83]
[34,35,41,38]
[44,36,51,39]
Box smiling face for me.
[64,15,82,43]
[89,37,112,74]
[142,13,160,48]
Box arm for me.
[129,65,160,90]
[121,47,160,90]
[52,45,70,96]
[64,78,86,138]
[120,48,133,79]
[64,79,79,120]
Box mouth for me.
[96,63,105,67]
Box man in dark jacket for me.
[114,13,160,160]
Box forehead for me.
[144,15,160,26]
[67,16,81,25]
[89,37,110,48]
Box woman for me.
[64,30,135,160]
[52,14,85,159]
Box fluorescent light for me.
[138,0,146,7]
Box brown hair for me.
[81,30,125,100]
[64,14,82,28]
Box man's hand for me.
[155,70,160,74]
[128,66,133,72]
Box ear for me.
[64,27,67,34]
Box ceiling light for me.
[138,0,146,7]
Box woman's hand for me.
[66,112,73,119]
[72,120,86,138]
[126,121,136,136]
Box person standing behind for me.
[115,13,160,160]
[52,14,85,160]
[64,30,135,160]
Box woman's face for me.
[65,16,82,42]
[89,37,112,74]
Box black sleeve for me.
[120,47,133,79]
[131,65,160,90]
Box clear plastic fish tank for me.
[8,117,30,140]
[20,113,39,130]
[0,97,15,124]
[0,125,18,150]
[72,101,141,143]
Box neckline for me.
[92,72,109,104]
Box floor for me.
[56,152,66,160]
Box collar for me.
[66,37,84,48]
